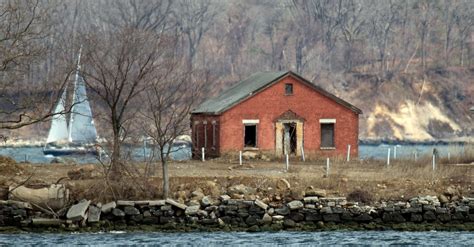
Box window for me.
[321,123,335,148]
[285,83,293,95]
[244,124,257,147]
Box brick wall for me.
[216,74,359,157]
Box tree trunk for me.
[162,158,169,199]
[110,122,122,179]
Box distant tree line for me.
[0,0,473,198]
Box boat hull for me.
[43,147,98,156]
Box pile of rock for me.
[1,193,473,231]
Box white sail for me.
[68,67,98,144]
[46,87,69,144]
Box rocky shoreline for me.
[1,193,474,233]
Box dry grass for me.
[0,154,473,203]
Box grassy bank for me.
[1,154,473,203]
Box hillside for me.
[2,67,473,144]
[337,68,474,142]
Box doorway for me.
[244,124,257,147]
[283,123,297,154]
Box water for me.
[0,144,192,164]
[0,231,472,246]
[359,143,468,161]
[0,144,468,164]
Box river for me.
[0,143,469,164]
[0,231,472,245]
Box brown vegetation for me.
[1,157,472,204]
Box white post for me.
[346,145,351,162]
[201,147,205,162]
[239,151,242,166]
[387,148,391,166]
[301,146,305,162]
[432,154,436,171]
[285,154,289,172]
[393,146,397,159]
[448,152,450,161]
[414,151,418,161]
[326,157,330,177]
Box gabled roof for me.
[192,71,362,115]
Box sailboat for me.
[43,50,99,156]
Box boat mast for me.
[68,47,82,142]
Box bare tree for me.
[0,0,69,133]
[367,0,401,76]
[81,28,168,178]
[175,0,218,70]
[141,60,201,198]
[339,0,366,71]
[414,0,438,72]
[454,1,473,66]
[99,0,173,33]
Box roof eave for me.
[288,71,363,115]
[205,72,291,115]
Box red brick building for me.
[191,71,362,158]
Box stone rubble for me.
[1,193,473,231]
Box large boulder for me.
[166,198,187,210]
[185,205,200,216]
[242,151,258,160]
[227,184,255,195]
[101,201,116,213]
[276,179,291,191]
[191,190,205,201]
[67,200,91,221]
[88,205,101,223]
[304,187,326,197]
[287,200,304,210]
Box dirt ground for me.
[2,155,473,204]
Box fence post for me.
[239,151,242,166]
[387,148,391,166]
[393,146,397,159]
[346,145,351,162]
[414,151,418,162]
[432,154,436,171]
[285,154,289,172]
[447,152,450,161]
[201,147,205,162]
[301,146,305,162]
[326,157,330,177]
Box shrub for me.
[347,189,374,204]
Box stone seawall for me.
[1,195,474,232]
